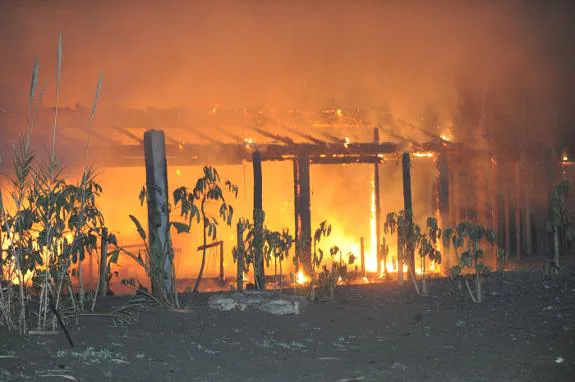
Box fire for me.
[176,169,181,176]
[244,137,254,149]
[413,152,434,158]
[296,270,307,285]
[440,134,451,142]
[336,108,343,118]
[562,153,569,162]
[344,137,350,148]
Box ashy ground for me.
[1,266,575,382]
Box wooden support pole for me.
[294,155,312,276]
[144,130,173,296]
[219,241,224,282]
[401,152,415,276]
[360,237,366,276]
[504,178,511,264]
[98,227,108,297]
[374,128,382,275]
[522,153,533,256]
[252,151,265,290]
[489,157,499,270]
[515,161,522,260]
[436,153,450,270]
[236,223,244,292]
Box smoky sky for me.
[0,0,574,144]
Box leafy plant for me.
[446,222,498,303]
[0,39,110,332]
[545,181,572,274]
[385,211,441,296]
[174,166,237,295]
[264,228,293,292]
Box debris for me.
[555,357,565,364]
[208,292,307,315]
[391,362,408,371]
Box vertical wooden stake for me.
[504,177,511,264]
[144,130,172,297]
[401,152,415,276]
[294,155,312,276]
[99,227,108,297]
[515,161,522,260]
[219,241,224,282]
[522,153,533,256]
[374,128,382,276]
[236,223,244,292]
[360,237,365,276]
[252,151,265,290]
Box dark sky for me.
[0,0,574,148]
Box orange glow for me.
[344,137,350,148]
[562,153,568,162]
[296,270,308,285]
[336,108,343,118]
[413,152,434,158]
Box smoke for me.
[1,0,573,283]
[0,0,567,126]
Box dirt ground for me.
[1,265,575,382]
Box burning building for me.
[1,103,568,293]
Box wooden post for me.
[374,128,382,275]
[360,237,366,276]
[236,222,244,292]
[522,153,533,256]
[98,227,108,297]
[490,156,499,269]
[401,152,415,276]
[504,177,511,264]
[219,241,224,282]
[397,221,404,285]
[252,151,265,290]
[515,161,522,260]
[436,153,450,269]
[294,155,312,276]
[144,130,173,297]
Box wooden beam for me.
[252,127,295,145]
[281,124,326,144]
